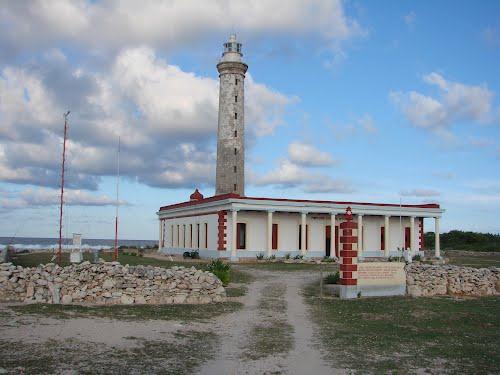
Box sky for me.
[0,0,499,240]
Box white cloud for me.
[391,72,497,129]
[254,159,353,194]
[404,11,416,27]
[329,114,378,139]
[1,188,124,210]
[0,1,363,60]
[0,47,294,190]
[400,189,441,197]
[288,142,336,167]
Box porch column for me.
[231,209,238,259]
[384,216,390,257]
[330,213,336,258]
[267,210,274,256]
[158,219,163,250]
[357,214,363,256]
[410,216,416,253]
[434,217,440,258]
[301,212,307,255]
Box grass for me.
[305,283,500,373]
[446,252,500,268]
[242,283,294,361]
[240,262,339,272]
[9,301,243,322]
[9,251,207,268]
[0,330,218,374]
[225,285,248,297]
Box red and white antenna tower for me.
[57,111,70,265]
[114,136,121,261]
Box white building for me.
[157,36,444,261]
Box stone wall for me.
[406,264,500,297]
[0,261,226,305]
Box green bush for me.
[324,271,340,284]
[256,253,265,260]
[206,259,231,285]
[293,254,304,260]
[412,254,422,261]
[284,253,291,260]
[190,251,200,259]
[268,254,276,260]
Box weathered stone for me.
[120,294,134,304]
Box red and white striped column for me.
[339,207,359,298]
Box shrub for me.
[324,271,340,284]
[256,253,265,260]
[182,251,191,259]
[268,254,276,260]
[293,254,304,260]
[322,256,334,263]
[190,250,200,259]
[412,254,422,261]
[206,259,231,285]
[284,253,291,260]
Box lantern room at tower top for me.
[156,35,445,262]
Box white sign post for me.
[70,233,83,263]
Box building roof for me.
[159,193,440,212]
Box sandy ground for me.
[0,267,340,374]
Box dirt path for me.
[198,268,338,375]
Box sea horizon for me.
[0,236,157,251]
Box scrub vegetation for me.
[425,230,500,252]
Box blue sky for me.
[0,1,499,240]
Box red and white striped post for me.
[339,206,359,298]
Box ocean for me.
[0,237,157,251]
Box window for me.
[233,166,237,173]
[235,78,239,85]
[272,223,278,250]
[234,148,237,155]
[234,112,237,119]
[234,130,237,137]
[177,225,180,247]
[298,224,309,250]
[234,183,237,191]
[405,227,411,249]
[189,224,193,247]
[380,227,385,251]
[204,223,208,248]
[171,225,174,247]
[235,95,238,102]
[183,225,186,248]
[237,223,246,249]
[197,223,200,248]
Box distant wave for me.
[0,237,157,251]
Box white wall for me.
[163,213,219,251]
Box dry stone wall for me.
[0,261,226,305]
[406,264,500,297]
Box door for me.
[272,224,278,250]
[335,225,339,257]
[325,225,331,257]
[405,227,411,249]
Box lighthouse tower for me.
[215,35,248,196]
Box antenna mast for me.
[58,111,70,265]
[114,136,121,261]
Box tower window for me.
[234,166,237,173]
[234,130,237,137]
[235,78,239,85]
[235,95,238,102]
[234,148,237,155]
[234,112,237,119]
[234,184,237,191]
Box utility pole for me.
[58,111,70,265]
[114,136,121,261]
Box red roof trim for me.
[160,194,440,212]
